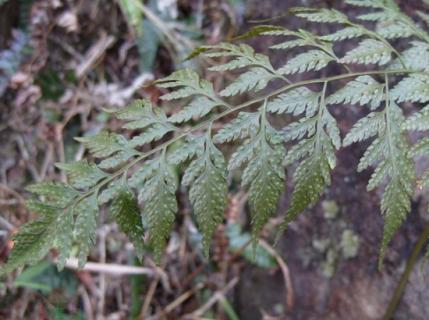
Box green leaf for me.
[409,137,429,158]
[291,7,349,24]
[73,194,99,267]
[0,201,73,276]
[357,138,385,172]
[169,97,220,123]
[219,67,275,97]
[277,50,335,75]
[184,138,227,256]
[115,99,165,130]
[115,99,152,121]
[128,160,158,188]
[282,155,331,227]
[376,20,414,39]
[226,223,276,269]
[319,27,365,42]
[98,181,123,205]
[228,138,260,171]
[379,175,414,267]
[98,150,139,169]
[391,74,429,103]
[27,182,79,207]
[403,105,429,131]
[390,41,429,72]
[267,87,320,116]
[156,69,214,100]
[129,123,175,147]
[357,11,391,22]
[269,29,328,51]
[168,136,205,164]
[244,140,285,241]
[339,39,391,65]
[213,112,260,143]
[76,132,127,158]
[326,75,384,109]
[56,160,109,189]
[205,43,274,72]
[343,111,385,146]
[140,157,178,262]
[110,188,144,261]
[282,118,317,142]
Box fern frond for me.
[348,95,415,265]
[156,69,215,100]
[169,97,220,123]
[267,87,320,116]
[110,187,144,260]
[339,39,391,65]
[391,74,429,103]
[74,194,99,267]
[98,150,139,169]
[204,43,274,72]
[283,155,331,226]
[4,2,429,275]
[326,75,384,109]
[390,41,429,72]
[282,117,318,142]
[244,137,285,241]
[220,67,275,96]
[183,136,227,256]
[55,161,109,190]
[129,122,175,147]
[277,50,335,75]
[410,137,429,158]
[168,136,205,165]
[281,83,338,229]
[76,132,128,158]
[319,27,365,42]
[0,204,70,276]
[229,106,285,241]
[213,112,260,143]
[98,181,123,205]
[291,7,349,24]
[376,21,414,39]
[26,182,79,207]
[357,138,385,172]
[403,105,429,132]
[139,154,178,262]
[343,111,385,146]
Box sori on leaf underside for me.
[2,0,429,276]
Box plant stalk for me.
[382,220,429,320]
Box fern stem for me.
[74,68,424,207]
[382,220,429,320]
[314,81,328,154]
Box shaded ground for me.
[1,0,429,319]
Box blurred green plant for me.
[118,0,201,71]
[227,224,276,269]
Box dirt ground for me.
[1,0,429,319]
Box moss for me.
[340,229,360,259]
[322,200,339,219]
